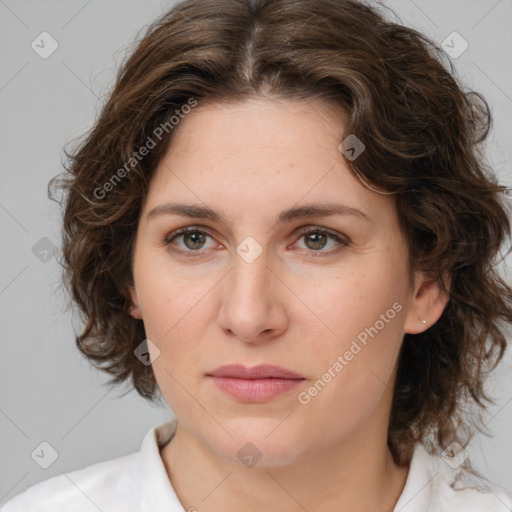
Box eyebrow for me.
[146,201,372,225]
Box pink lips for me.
[207,364,305,403]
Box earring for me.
[421,319,427,324]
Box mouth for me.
[206,364,305,403]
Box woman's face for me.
[129,97,443,465]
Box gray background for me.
[1,0,511,506]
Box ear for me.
[403,271,451,334]
[128,286,143,320]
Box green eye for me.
[164,226,350,259]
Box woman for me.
[3,0,512,510]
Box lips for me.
[206,364,305,403]
[207,364,304,380]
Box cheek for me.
[297,254,407,398]
[139,270,210,413]
[133,263,211,377]
[135,253,207,331]
[302,258,407,342]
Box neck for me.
[160,420,409,512]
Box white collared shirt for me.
[2,418,511,511]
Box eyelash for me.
[163,226,350,258]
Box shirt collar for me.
[140,417,184,512]
[392,442,437,511]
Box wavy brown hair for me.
[49,0,512,468]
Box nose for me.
[217,250,289,344]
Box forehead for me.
[166,96,348,160]
[141,97,395,225]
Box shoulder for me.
[395,442,512,512]
[1,451,140,512]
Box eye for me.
[164,227,218,257]
[293,226,350,256]
[163,226,350,258]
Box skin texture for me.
[128,96,449,512]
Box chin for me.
[205,416,303,468]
